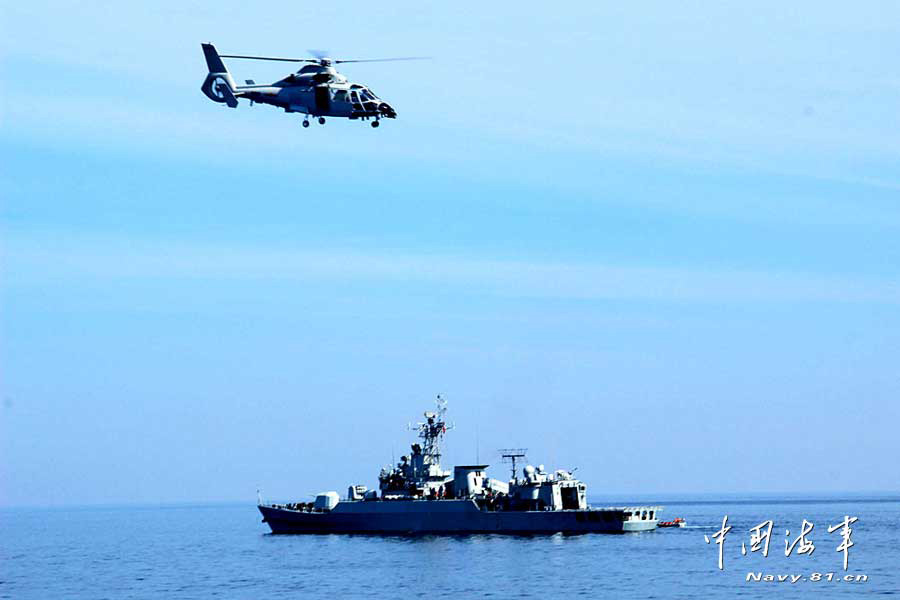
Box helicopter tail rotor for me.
[201,43,239,108]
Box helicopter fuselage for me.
[234,65,396,120]
[201,44,404,127]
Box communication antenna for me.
[407,395,454,466]
[476,427,480,464]
[499,448,527,482]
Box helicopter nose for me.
[378,102,397,118]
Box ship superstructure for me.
[258,397,661,534]
[377,395,454,498]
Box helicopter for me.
[200,43,423,128]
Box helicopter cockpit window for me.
[333,90,349,103]
[360,89,377,102]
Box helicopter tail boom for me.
[201,43,239,108]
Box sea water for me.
[2,495,898,598]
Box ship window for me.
[642,511,647,520]
[649,510,654,519]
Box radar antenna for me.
[499,448,528,482]
[408,395,454,468]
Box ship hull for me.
[259,500,658,534]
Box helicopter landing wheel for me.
[371,120,380,128]
[302,120,310,128]
[318,117,326,125]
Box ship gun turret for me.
[502,464,587,511]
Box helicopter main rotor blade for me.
[334,56,431,64]
[220,54,318,63]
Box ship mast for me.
[379,395,455,496]
[500,448,527,483]
[411,394,454,469]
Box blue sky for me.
[1,1,899,506]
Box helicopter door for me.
[350,90,363,112]
[314,85,331,114]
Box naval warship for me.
[258,397,661,534]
